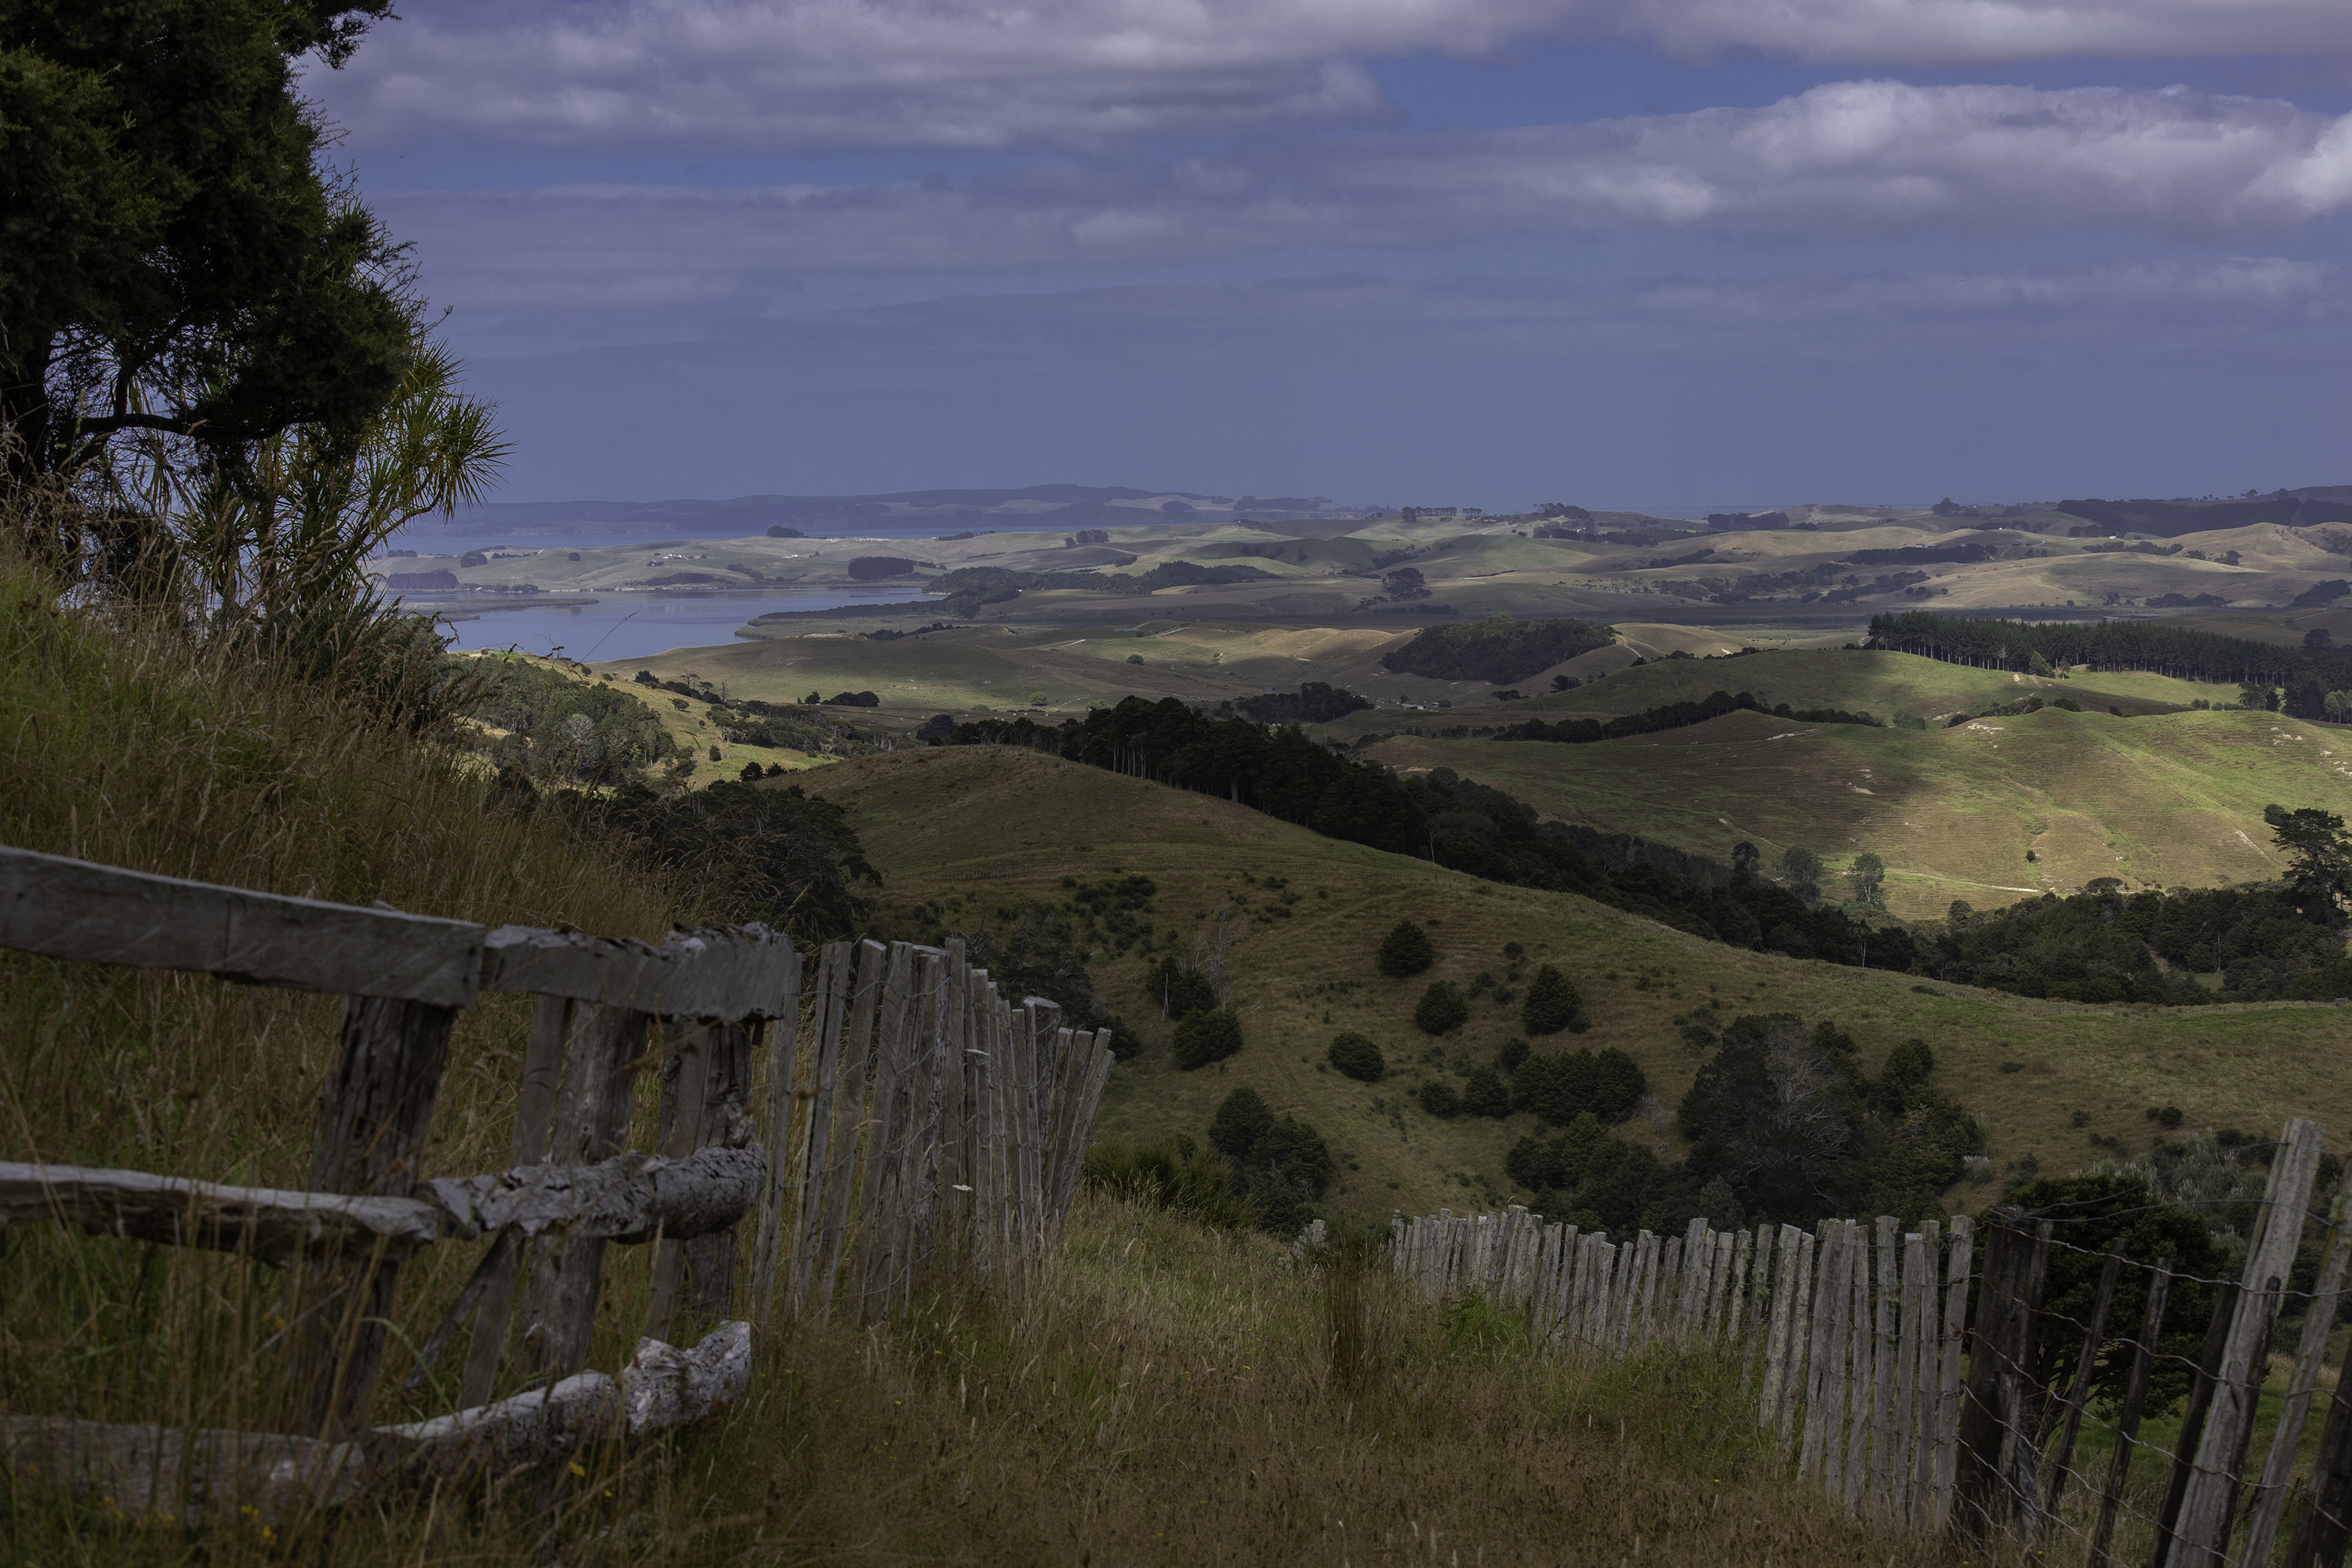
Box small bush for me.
[1172,1008,1244,1069]
[1327,1032,1385,1082]
[2158,1105,2184,1129]
[1150,954,1219,1020]
[1210,1085,1274,1157]
[1126,653,1144,665]
[1521,964,1581,1035]
[1414,980,1468,1034]
[1081,1136,1243,1228]
[1377,920,1436,978]
[1461,1065,1510,1117]
[1417,1080,1463,1118]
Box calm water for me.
[426,588,924,662]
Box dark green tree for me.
[1327,1032,1385,1082]
[1520,964,1582,1035]
[1417,1080,1462,1118]
[3,2,413,485]
[1414,980,1468,1034]
[2264,804,2352,924]
[1461,1065,1510,1117]
[1149,954,1219,1019]
[1171,1009,1244,1069]
[598,779,877,944]
[1208,1086,1273,1159]
[1377,919,1436,977]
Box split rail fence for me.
[0,844,1113,1524]
[1393,1116,2352,1566]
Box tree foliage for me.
[1327,1032,1385,1082]
[2265,804,2352,924]
[1379,616,1617,684]
[597,779,880,945]
[1414,980,1468,1035]
[1511,1047,1646,1125]
[1519,964,1582,1036]
[1171,1008,1244,1069]
[1377,919,1436,977]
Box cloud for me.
[313,0,2352,154]
[383,82,2352,332]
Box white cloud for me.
[313,0,2352,153]
[383,82,2352,331]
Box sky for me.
[303,1,2352,514]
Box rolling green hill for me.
[1362,704,2352,918]
[802,746,2352,1229]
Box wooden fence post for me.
[1931,1214,1974,1534]
[2089,1257,2172,1566]
[2149,1276,2241,1568]
[2173,1116,2325,1563]
[2285,1322,2352,1568]
[750,943,805,1326]
[517,1001,649,1378]
[1953,1208,2039,1543]
[457,992,572,1408]
[287,994,460,1436]
[2249,1157,2352,1568]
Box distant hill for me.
[433,485,1370,538]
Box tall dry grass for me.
[0,539,688,1560]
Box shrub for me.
[1417,1080,1463,1117]
[1414,980,1468,1034]
[1462,1065,1510,1117]
[1377,919,1436,977]
[1521,964,1582,1035]
[1210,1085,1274,1158]
[1126,653,1144,665]
[1327,1032,1385,1082]
[1082,1136,1245,1228]
[1150,954,1219,1020]
[1172,1008,1244,1069]
[1496,1036,1530,1073]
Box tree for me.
[1172,1009,1243,1069]
[4,2,414,490]
[1417,1080,1462,1118]
[1327,1032,1385,1082]
[1520,964,1581,1035]
[1461,1065,1510,1117]
[1414,981,1468,1034]
[1677,1013,1855,1221]
[1377,920,1436,977]
[2263,804,2352,924]
[1847,851,1887,910]
[1150,954,1220,1020]
[600,779,879,945]
[1778,845,1824,904]
[1209,1086,1273,1159]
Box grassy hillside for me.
[804,746,2352,1228]
[1360,704,2352,918]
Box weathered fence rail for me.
[0,844,1114,1523]
[1394,1115,2352,1566]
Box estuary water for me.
[427,588,922,662]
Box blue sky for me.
[306,2,2352,514]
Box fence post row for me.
[0,845,1117,1515]
[1389,1117,2352,1563]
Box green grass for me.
[1360,702,2352,918]
[804,746,2352,1230]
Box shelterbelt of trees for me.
[947,696,2352,1004]
[946,696,1922,973]
[1493,688,1879,744]
[1866,611,2352,717]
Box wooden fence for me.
[1392,1116,2352,1566]
[0,844,1114,1524]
